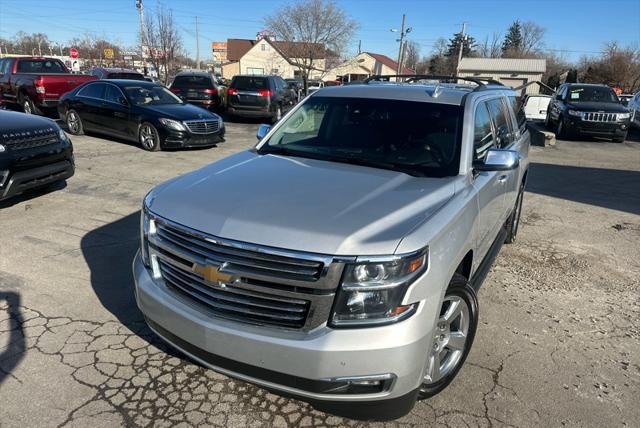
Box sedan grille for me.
[184,119,220,134]
[582,112,617,122]
[1,127,59,150]
[147,216,342,330]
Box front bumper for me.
[160,127,225,149]
[133,252,431,402]
[566,118,629,137]
[0,158,74,201]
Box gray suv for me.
[133,75,530,419]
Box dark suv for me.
[0,109,74,202]
[545,83,631,142]
[89,67,146,81]
[169,71,222,112]
[226,75,297,123]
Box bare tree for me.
[479,32,502,58]
[145,6,183,84]
[521,21,546,57]
[580,42,640,92]
[403,40,420,72]
[265,0,357,93]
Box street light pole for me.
[136,0,146,74]
[396,14,406,76]
[456,22,467,76]
[195,16,200,70]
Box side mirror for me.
[256,124,271,140]
[119,97,128,106]
[473,149,520,172]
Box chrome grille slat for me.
[155,225,322,279]
[160,261,307,312]
[583,112,618,122]
[184,119,220,134]
[3,132,59,151]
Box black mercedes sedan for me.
[58,80,225,151]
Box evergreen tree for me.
[445,32,476,58]
[502,20,523,56]
[566,69,578,83]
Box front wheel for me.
[555,116,566,139]
[19,94,40,115]
[139,123,161,152]
[271,105,282,124]
[418,274,479,399]
[66,109,84,135]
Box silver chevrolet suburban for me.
[133,75,530,419]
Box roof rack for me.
[363,74,504,91]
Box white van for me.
[523,94,551,121]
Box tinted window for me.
[124,85,182,106]
[474,102,495,160]
[261,97,462,177]
[567,86,618,103]
[17,59,67,73]
[231,76,268,91]
[508,96,527,132]
[104,85,125,104]
[0,59,8,74]
[486,98,512,147]
[108,72,145,80]
[78,83,105,99]
[172,75,213,88]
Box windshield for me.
[259,97,462,177]
[567,86,618,103]
[17,59,67,73]
[124,85,183,106]
[172,75,213,88]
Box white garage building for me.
[458,58,547,94]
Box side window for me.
[508,96,527,133]
[486,98,512,148]
[473,102,496,160]
[104,85,124,104]
[78,83,105,99]
[1,59,11,75]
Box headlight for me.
[330,249,427,327]
[0,144,5,153]
[140,194,157,268]
[58,128,69,141]
[158,118,187,131]
[617,112,631,120]
[567,110,582,117]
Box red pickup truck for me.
[0,57,96,115]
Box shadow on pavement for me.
[0,291,25,386]
[527,162,640,215]
[80,211,144,326]
[0,180,67,210]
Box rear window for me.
[172,75,214,88]
[108,72,144,80]
[17,59,67,73]
[230,76,268,91]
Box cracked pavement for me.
[1,123,639,427]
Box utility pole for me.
[456,22,467,76]
[195,16,200,70]
[358,40,361,54]
[396,14,406,76]
[136,0,146,74]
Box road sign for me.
[104,48,114,59]
[69,48,79,59]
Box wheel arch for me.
[455,250,474,281]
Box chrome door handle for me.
[498,175,508,183]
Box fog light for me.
[0,144,5,153]
[322,374,396,394]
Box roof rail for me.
[364,74,505,90]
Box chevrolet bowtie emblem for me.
[192,262,232,285]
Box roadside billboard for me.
[211,42,227,62]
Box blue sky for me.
[0,0,638,62]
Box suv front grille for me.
[2,128,59,151]
[148,215,343,330]
[582,112,617,122]
[184,119,220,134]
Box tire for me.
[418,274,479,399]
[65,109,84,135]
[271,105,282,124]
[139,122,161,152]
[504,181,525,244]
[19,94,40,115]
[555,116,568,139]
[544,112,552,130]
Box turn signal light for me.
[227,88,238,95]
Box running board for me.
[470,227,507,291]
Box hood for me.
[0,110,57,134]
[147,151,456,256]
[567,101,628,113]
[141,103,219,121]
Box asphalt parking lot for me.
[1,122,639,427]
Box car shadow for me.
[0,291,25,386]
[80,211,145,326]
[527,162,640,215]
[0,180,67,209]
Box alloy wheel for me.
[23,100,32,114]
[140,124,157,150]
[424,295,470,384]
[67,112,80,134]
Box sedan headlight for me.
[330,249,427,327]
[567,109,582,117]
[158,118,187,131]
[140,195,157,268]
[58,128,69,141]
[617,112,631,120]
